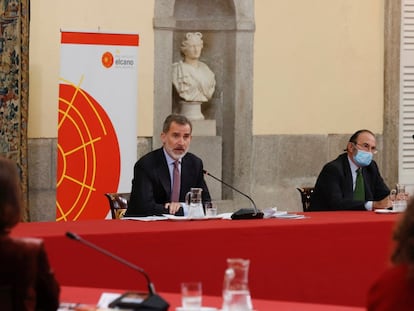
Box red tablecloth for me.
[12,211,399,307]
[60,286,366,311]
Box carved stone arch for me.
[154,0,255,204]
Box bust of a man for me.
[172,32,216,103]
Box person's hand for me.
[165,202,181,214]
[404,192,410,201]
[373,196,393,210]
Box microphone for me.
[65,231,169,311]
[203,170,264,220]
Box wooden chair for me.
[104,192,130,219]
[296,187,314,212]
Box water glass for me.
[204,201,217,217]
[181,282,202,308]
[390,183,408,212]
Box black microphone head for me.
[203,169,207,174]
[231,208,264,220]
[66,231,80,241]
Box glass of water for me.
[181,282,202,308]
[204,201,217,217]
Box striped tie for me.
[171,160,180,202]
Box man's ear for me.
[346,142,353,152]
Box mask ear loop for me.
[345,142,356,153]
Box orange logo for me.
[101,51,114,68]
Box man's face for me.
[347,131,377,159]
[161,121,192,160]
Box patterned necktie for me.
[171,160,180,202]
[354,168,365,201]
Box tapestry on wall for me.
[0,0,30,221]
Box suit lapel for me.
[342,154,354,197]
[180,155,197,200]
[180,156,189,200]
[156,149,171,197]
[362,166,373,199]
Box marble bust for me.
[172,32,216,120]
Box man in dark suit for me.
[310,129,392,211]
[125,114,211,216]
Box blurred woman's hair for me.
[0,156,22,233]
[391,198,414,277]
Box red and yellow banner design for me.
[57,31,139,221]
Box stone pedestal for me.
[190,120,219,201]
[190,136,222,202]
[192,119,216,136]
[180,100,204,120]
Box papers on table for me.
[97,292,122,308]
[122,213,232,221]
[374,208,401,214]
[58,293,135,310]
[263,207,306,219]
[162,214,220,220]
[121,216,169,221]
[121,209,306,221]
[274,213,306,219]
[219,212,234,220]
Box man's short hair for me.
[162,114,192,133]
[348,129,375,144]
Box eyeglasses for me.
[352,142,378,154]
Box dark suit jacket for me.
[0,236,60,311]
[125,148,211,216]
[310,153,390,211]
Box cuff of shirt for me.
[365,201,373,211]
[182,203,188,216]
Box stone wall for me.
[251,134,386,212]
[27,137,152,222]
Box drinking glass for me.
[390,184,408,212]
[204,201,217,217]
[181,282,202,308]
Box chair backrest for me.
[296,187,314,212]
[104,192,130,219]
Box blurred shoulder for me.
[183,152,202,163]
[11,237,44,253]
[321,153,347,170]
[136,148,164,165]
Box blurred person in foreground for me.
[310,129,392,211]
[367,198,414,310]
[125,114,211,217]
[0,156,60,310]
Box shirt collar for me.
[347,155,359,172]
[163,148,181,165]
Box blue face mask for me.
[353,149,373,167]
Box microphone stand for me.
[66,232,169,311]
[203,170,264,220]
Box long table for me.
[60,286,366,311]
[11,211,400,307]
